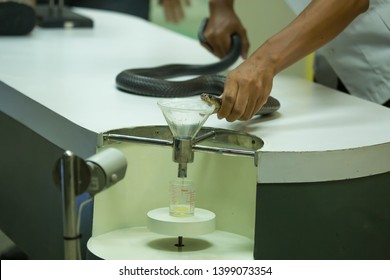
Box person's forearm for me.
[209,0,234,8]
[253,0,369,75]
[209,0,234,14]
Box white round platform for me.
[87,227,254,260]
[147,207,215,236]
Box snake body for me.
[116,21,280,116]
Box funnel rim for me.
[157,98,215,115]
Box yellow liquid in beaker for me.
[169,204,194,217]
[169,179,195,217]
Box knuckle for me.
[240,114,251,121]
[231,106,243,116]
[230,107,244,120]
[226,116,236,122]
[223,94,235,104]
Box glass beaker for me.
[169,179,195,217]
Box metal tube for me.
[193,131,216,144]
[173,138,194,178]
[60,151,81,260]
[104,133,256,157]
[178,162,188,178]
[104,133,173,147]
[193,144,256,157]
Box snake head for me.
[200,93,222,114]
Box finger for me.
[253,95,269,116]
[174,1,185,22]
[200,41,213,52]
[253,78,273,116]
[227,99,248,122]
[240,95,257,121]
[236,79,263,120]
[163,0,182,23]
[217,77,238,120]
[212,35,231,59]
[226,86,249,122]
[204,28,231,59]
[163,4,174,22]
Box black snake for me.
[115,19,280,116]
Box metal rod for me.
[193,144,256,157]
[193,131,216,144]
[104,133,173,147]
[60,151,81,260]
[104,134,256,157]
[175,236,184,247]
[178,162,188,178]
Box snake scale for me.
[115,19,280,116]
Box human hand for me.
[159,0,191,24]
[217,56,275,122]
[203,3,249,59]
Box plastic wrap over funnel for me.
[158,98,215,139]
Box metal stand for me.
[53,148,127,259]
[104,126,263,179]
[57,151,86,259]
[173,131,215,178]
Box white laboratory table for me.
[1,8,390,260]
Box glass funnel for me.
[157,98,215,139]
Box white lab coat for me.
[284,0,390,104]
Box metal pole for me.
[59,151,82,260]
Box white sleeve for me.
[369,0,390,6]
[285,0,390,14]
